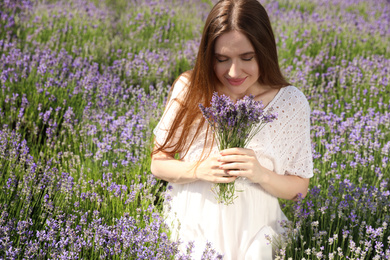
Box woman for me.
[151,0,313,259]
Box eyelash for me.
[216,58,227,62]
[242,57,254,61]
[216,57,254,62]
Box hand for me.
[218,147,266,184]
[194,154,237,184]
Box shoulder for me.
[281,85,309,102]
[174,71,192,89]
[170,71,192,100]
[279,85,310,111]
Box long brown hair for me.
[152,0,289,158]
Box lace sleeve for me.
[153,76,188,150]
[282,90,314,178]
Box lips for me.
[226,77,247,86]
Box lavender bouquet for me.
[199,92,277,205]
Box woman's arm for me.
[218,147,310,200]
[151,150,237,184]
[151,151,197,184]
[255,167,309,201]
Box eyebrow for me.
[215,51,255,57]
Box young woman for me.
[151,0,313,259]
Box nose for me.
[228,60,240,78]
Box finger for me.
[220,147,248,155]
[219,162,247,170]
[218,154,247,163]
[212,169,233,177]
[227,169,244,176]
[214,176,237,183]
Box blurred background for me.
[0,0,389,258]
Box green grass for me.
[1,0,389,258]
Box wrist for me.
[257,166,271,185]
[190,162,200,181]
[193,169,198,180]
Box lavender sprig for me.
[199,92,277,205]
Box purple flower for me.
[199,92,277,150]
[199,93,277,204]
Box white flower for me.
[316,251,323,258]
[311,221,319,227]
[337,247,344,257]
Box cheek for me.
[247,63,260,76]
[214,64,226,78]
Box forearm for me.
[218,148,310,201]
[151,153,198,184]
[258,166,310,201]
[152,149,239,184]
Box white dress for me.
[153,76,314,260]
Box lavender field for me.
[0,0,389,259]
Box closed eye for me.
[216,57,228,62]
[242,56,254,61]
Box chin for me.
[226,89,248,100]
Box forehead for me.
[214,30,254,55]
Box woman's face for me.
[214,30,261,101]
